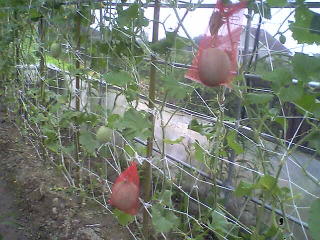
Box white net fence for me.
[2,0,320,239]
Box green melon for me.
[50,42,62,58]
[96,126,113,142]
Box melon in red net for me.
[198,47,232,87]
[185,0,247,87]
[109,161,140,215]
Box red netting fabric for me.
[109,161,140,215]
[185,0,247,87]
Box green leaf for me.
[103,71,133,87]
[278,84,303,102]
[262,68,292,91]
[79,129,99,156]
[113,209,134,226]
[263,224,282,238]
[159,190,173,207]
[28,8,42,21]
[163,136,184,144]
[235,181,255,197]
[107,114,121,129]
[120,109,151,139]
[290,6,320,44]
[307,131,320,153]
[162,74,189,100]
[251,2,271,19]
[292,53,320,82]
[207,210,239,239]
[188,119,204,134]
[124,144,135,157]
[257,175,281,196]
[194,141,206,163]
[294,94,319,114]
[226,131,244,154]
[310,11,320,36]
[274,117,287,129]
[152,204,179,233]
[266,0,287,7]
[246,93,274,105]
[308,199,320,240]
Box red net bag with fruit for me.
[185,0,247,87]
[109,161,140,215]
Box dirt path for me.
[0,110,133,240]
[0,179,28,240]
[0,118,37,240]
[0,178,34,240]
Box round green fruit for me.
[96,126,113,142]
[50,42,62,58]
[279,35,286,44]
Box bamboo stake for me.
[74,6,82,186]
[142,0,160,238]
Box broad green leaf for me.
[251,2,271,19]
[73,112,100,126]
[79,129,99,156]
[151,31,188,54]
[103,71,133,87]
[262,68,292,91]
[159,190,173,207]
[162,74,189,99]
[124,84,139,102]
[310,11,320,36]
[117,3,139,26]
[308,199,320,239]
[266,0,287,7]
[264,224,282,238]
[194,142,206,163]
[257,175,281,196]
[188,119,204,134]
[294,94,319,114]
[307,131,320,153]
[208,210,240,239]
[120,109,151,139]
[290,6,320,44]
[292,53,320,82]
[278,84,303,102]
[274,117,287,129]
[163,136,184,144]
[97,145,111,158]
[152,204,179,233]
[226,131,244,154]
[235,181,255,197]
[28,8,42,21]
[113,209,134,226]
[124,144,135,157]
[107,114,121,129]
[246,92,274,105]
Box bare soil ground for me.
[0,111,133,240]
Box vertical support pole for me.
[142,0,160,238]
[39,17,46,104]
[13,10,20,82]
[74,6,82,186]
[38,17,48,162]
[242,9,253,70]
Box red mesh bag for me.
[109,161,140,215]
[185,0,247,87]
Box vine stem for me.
[142,0,160,238]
